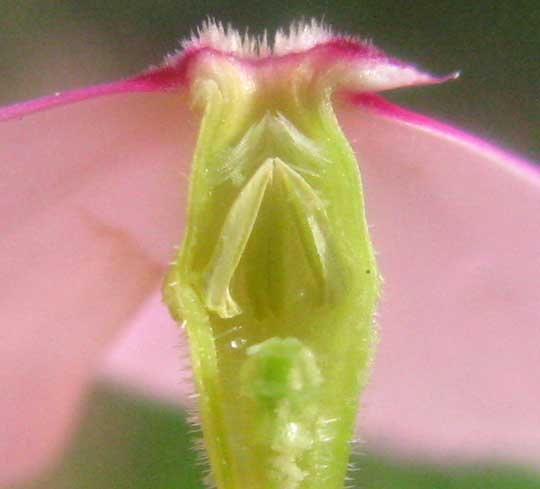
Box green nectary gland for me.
[242,337,322,488]
[164,72,379,489]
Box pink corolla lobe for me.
[0,23,454,122]
[1,20,539,485]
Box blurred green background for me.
[1,0,539,161]
[3,1,539,487]
[20,385,540,489]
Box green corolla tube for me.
[164,22,381,489]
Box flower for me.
[1,20,539,486]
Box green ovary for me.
[163,62,379,489]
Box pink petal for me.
[3,29,538,482]
[341,94,540,465]
[99,94,540,469]
[2,31,443,482]
[0,89,197,484]
[100,290,194,406]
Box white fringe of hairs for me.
[346,435,369,489]
[175,322,216,489]
[183,18,336,58]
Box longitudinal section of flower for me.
[164,53,379,489]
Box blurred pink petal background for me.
[1,33,539,486]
